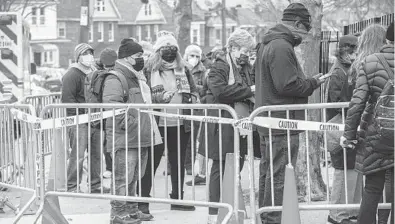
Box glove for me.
[340,136,358,150]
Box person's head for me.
[184,44,202,68]
[226,29,256,66]
[336,35,358,63]
[147,30,184,71]
[118,38,144,71]
[139,40,154,64]
[351,24,387,75]
[386,22,394,45]
[281,3,312,33]
[99,48,117,70]
[75,43,94,67]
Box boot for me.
[137,203,154,220]
[170,192,196,211]
[110,215,141,224]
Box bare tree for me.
[0,0,56,19]
[174,0,192,54]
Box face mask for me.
[132,57,145,71]
[161,49,177,62]
[188,57,199,68]
[236,54,249,65]
[349,53,357,62]
[80,54,94,67]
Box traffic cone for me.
[280,164,301,224]
[41,195,69,224]
[217,153,246,224]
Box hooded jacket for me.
[255,24,319,136]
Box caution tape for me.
[252,117,345,131]
[139,110,235,124]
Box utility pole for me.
[221,0,226,47]
[79,0,90,43]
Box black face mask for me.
[132,57,145,71]
[236,54,249,65]
[161,49,177,62]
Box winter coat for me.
[189,62,207,98]
[61,67,88,116]
[102,62,153,152]
[325,58,357,170]
[198,56,253,161]
[254,24,320,136]
[344,44,394,174]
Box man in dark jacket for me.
[325,35,362,224]
[254,3,324,223]
[62,43,108,193]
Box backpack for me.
[86,69,129,128]
[373,54,394,141]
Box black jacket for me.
[61,67,88,116]
[255,24,319,136]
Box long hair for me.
[351,24,387,78]
[145,50,185,72]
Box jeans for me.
[378,169,393,224]
[358,168,394,224]
[258,134,299,224]
[104,152,113,172]
[67,125,102,191]
[110,148,148,217]
[329,169,363,222]
[138,126,190,207]
[209,156,245,215]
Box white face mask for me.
[188,57,199,68]
[80,54,94,67]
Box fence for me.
[0,104,40,223]
[29,103,244,224]
[344,13,394,35]
[246,102,392,223]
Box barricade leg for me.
[217,153,246,224]
[47,129,66,191]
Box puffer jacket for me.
[189,62,207,98]
[344,44,394,174]
[102,62,153,152]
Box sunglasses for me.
[160,46,178,52]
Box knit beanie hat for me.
[339,35,358,48]
[100,48,117,67]
[184,44,202,58]
[282,3,311,22]
[153,30,179,52]
[226,28,256,50]
[74,43,93,62]
[386,22,394,41]
[118,38,143,59]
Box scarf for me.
[226,53,243,85]
[151,61,191,95]
[116,60,162,146]
[282,24,308,46]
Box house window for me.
[192,29,198,44]
[137,25,141,42]
[216,29,221,41]
[153,24,159,41]
[98,22,104,42]
[145,25,151,41]
[43,51,54,64]
[58,22,66,38]
[89,23,93,42]
[39,7,45,25]
[108,23,114,42]
[96,0,105,12]
[31,7,37,25]
[144,4,151,16]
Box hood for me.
[69,63,94,75]
[190,61,206,74]
[262,24,299,47]
[380,44,394,54]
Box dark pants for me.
[358,168,394,224]
[378,169,393,224]
[185,123,200,170]
[104,152,113,172]
[258,134,299,224]
[209,156,245,215]
[138,126,190,207]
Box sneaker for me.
[103,171,112,179]
[340,219,355,224]
[132,211,153,221]
[110,215,141,224]
[91,186,111,194]
[170,204,196,211]
[327,216,340,224]
[186,175,206,186]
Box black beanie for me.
[118,38,143,59]
[386,22,394,42]
[282,3,311,22]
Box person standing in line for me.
[254,3,324,223]
[341,22,393,224]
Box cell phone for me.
[319,73,333,81]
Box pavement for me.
[0,156,335,224]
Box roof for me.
[114,0,142,24]
[191,0,206,22]
[206,16,237,27]
[58,0,121,21]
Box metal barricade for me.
[247,102,391,223]
[32,103,244,224]
[0,104,39,223]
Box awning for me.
[31,43,58,52]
